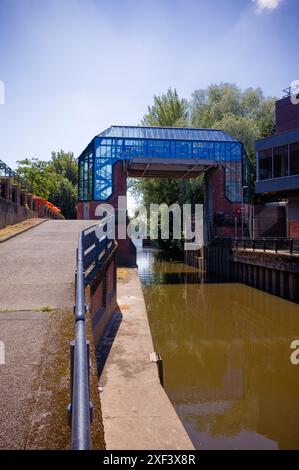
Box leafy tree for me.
[49,150,78,186]
[212,114,260,160]
[16,157,57,198]
[50,177,77,219]
[190,83,276,159]
[141,88,188,127]
[16,151,78,219]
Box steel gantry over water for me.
[78,125,250,202]
[77,125,251,264]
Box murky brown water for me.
[137,246,299,450]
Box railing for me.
[0,159,31,192]
[69,218,116,450]
[232,237,299,255]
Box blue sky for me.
[0,0,298,168]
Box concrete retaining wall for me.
[231,249,299,303]
[0,196,37,229]
[202,244,299,303]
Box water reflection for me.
[137,247,299,450]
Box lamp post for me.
[241,185,248,238]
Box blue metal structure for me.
[78,125,250,203]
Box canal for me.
[137,245,299,450]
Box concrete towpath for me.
[0,220,104,449]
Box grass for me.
[0,218,43,241]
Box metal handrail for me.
[70,216,115,450]
[71,231,91,449]
[233,237,299,255]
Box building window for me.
[78,150,93,201]
[290,142,299,175]
[259,149,272,180]
[274,145,288,178]
[225,161,242,202]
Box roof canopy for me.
[98,125,240,143]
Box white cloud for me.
[253,0,283,13]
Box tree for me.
[50,177,77,219]
[16,157,57,198]
[190,83,276,159]
[142,88,188,127]
[16,151,78,219]
[49,150,78,186]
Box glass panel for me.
[90,132,244,201]
[290,142,299,175]
[225,161,242,202]
[259,149,273,180]
[274,145,288,178]
[101,126,238,143]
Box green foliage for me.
[190,83,276,158]
[16,158,57,199]
[49,150,78,186]
[141,88,188,127]
[16,151,78,219]
[50,176,77,219]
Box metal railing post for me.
[290,238,294,255]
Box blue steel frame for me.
[78,126,250,203]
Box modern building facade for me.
[255,93,299,237]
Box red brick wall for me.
[289,221,299,238]
[205,166,246,237]
[77,202,84,219]
[107,262,115,296]
[90,278,104,315]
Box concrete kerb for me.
[0,218,48,243]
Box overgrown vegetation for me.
[16,151,78,219]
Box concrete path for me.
[0,220,96,449]
[0,219,94,310]
[99,268,194,450]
